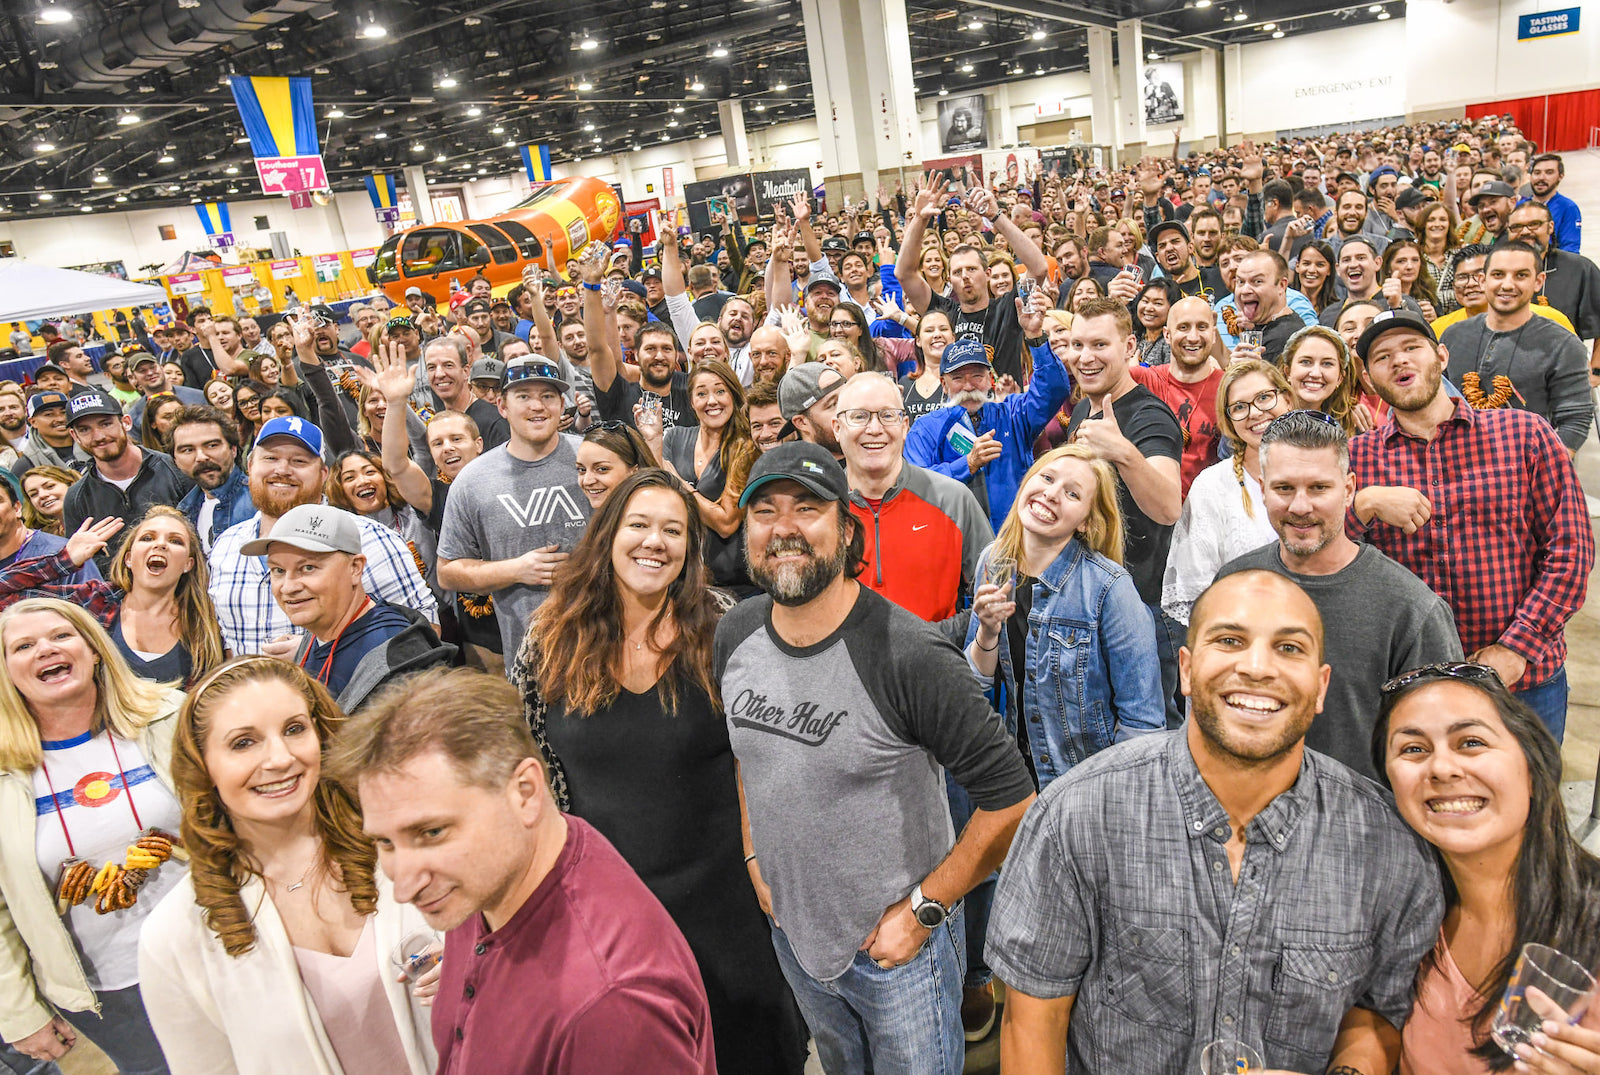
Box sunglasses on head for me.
[1381,661,1504,695]
[502,361,564,388]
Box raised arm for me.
[522,269,561,361]
[582,252,620,394]
[791,193,822,266]
[287,308,360,455]
[357,341,433,514]
[895,175,948,314]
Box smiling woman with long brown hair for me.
[511,469,807,1074]
[137,656,438,1075]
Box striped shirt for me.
[208,511,437,656]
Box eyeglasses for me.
[1455,269,1486,283]
[502,361,564,388]
[1225,388,1286,422]
[1381,661,1504,695]
[837,408,909,430]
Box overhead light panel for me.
[328,108,345,118]
[491,125,504,134]
[938,86,948,96]
[80,205,92,213]
[37,1,72,24]
[33,142,54,152]
[583,122,595,131]
[225,164,240,173]
[412,142,425,152]
[579,33,598,50]
[438,75,457,89]
[360,12,386,38]
[753,102,765,112]
[672,105,685,114]
[1272,28,1284,36]
[966,15,982,29]
[37,192,53,201]
[690,77,705,91]
[158,153,175,163]
[711,45,728,57]
[93,174,108,183]
[467,106,482,116]
[774,81,787,92]
[960,62,973,72]
[1195,0,1210,6]
[118,112,141,126]
[435,153,447,161]
[577,79,593,91]
[1148,50,1160,59]
[1262,22,1276,29]
[504,139,515,147]
[115,194,128,203]
[373,131,387,139]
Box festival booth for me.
[0,259,169,382]
[147,248,386,324]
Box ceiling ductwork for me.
[46,0,332,93]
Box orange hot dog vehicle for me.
[368,176,623,305]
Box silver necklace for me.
[269,857,317,893]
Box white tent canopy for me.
[0,258,168,322]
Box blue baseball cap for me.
[939,337,991,376]
[25,390,69,419]
[254,415,325,457]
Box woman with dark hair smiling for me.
[511,469,807,1075]
[1132,279,1182,364]
[1291,239,1339,314]
[1376,663,1600,1074]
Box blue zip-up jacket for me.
[903,340,1072,535]
[965,539,1164,789]
[177,465,256,544]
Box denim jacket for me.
[178,465,256,542]
[965,539,1165,788]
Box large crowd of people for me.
[0,113,1597,1075]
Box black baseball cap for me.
[64,388,123,426]
[1148,219,1191,248]
[641,267,663,280]
[738,441,849,508]
[1470,180,1517,205]
[1354,309,1437,363]
[820,236,849,254]
[1395,185,1431,212]
[851,230,876,246]
[462,298,492,317]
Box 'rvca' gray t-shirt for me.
[436,436,590,657]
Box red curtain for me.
[1468,89,1600,151]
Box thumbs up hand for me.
[1070,398,1135,467]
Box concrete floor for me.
[62,155,1600,1075]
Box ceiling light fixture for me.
[698,131,707,139]
[37,1,72,24]
[34,142,53,152]
[938,86,948,96]
[966,16,982,29]
[579,33,598,50]
[960,62,973,72]
[435,153,447,161]
[158,153,174,163]
[92,174,108,183]
[690,76,705,92]
[438,75,457,88]
[577,79,593,91]
[412,142,425,152]
[327,108,344,118]
[1195,0,1211,6]
[1262,21,1276,29]
[225,164,240,173]
[491,125,504,134]
[80,205,92,213]
[1271,27,1284,36]
[583,122,595,131]
[467,106,482,116]
[37,192,53,201]
[672,104,685,114]
[360,12,386,38]
[115,194,128,203]
[1147,50,1159,59]
[667,118,679,127]
[373,131,387,139]
[118,112,140,126]
[504,139,516,147]
[754,102,765,111]
[1376,9,1390,17]
[711,45,728,57]
[774,81,787,92]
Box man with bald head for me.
[1129,295,1224,496]
[747,324,790,386]
[988,570,1443,1075]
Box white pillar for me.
[718,99,751,170]
[1116,18,1146,154]
[1087,26,1117,167]
[402,166,434,225]
[993,83,1019,147]
[1195,48,1220,147]
[799,0,919,199]
[1222,43,1243,143]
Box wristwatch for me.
[910,884,950,928]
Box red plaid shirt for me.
[1349,399,1593,687]
[0,550,121,628]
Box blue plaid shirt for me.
[208,511,437,656]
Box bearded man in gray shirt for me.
[1219,410,1463,780]
[989,570,1442,1075]
[715,441,1035,1075]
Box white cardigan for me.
[137,871,438,1075]
[1161,458,1279,626]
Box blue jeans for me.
[57,986,169,1075]
[769,908,967,1075]
[1516,665,1569,742]
[1150,603,1183,729]
[944,769,993,990]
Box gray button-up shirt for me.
[987,731,1443,1073]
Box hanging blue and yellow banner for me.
[228,75,329,197]
[521,144,553,184]
[195,202,234,248]
[365,172,401,224]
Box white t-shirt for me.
[33,730,185,990]
[196,495,220,556]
